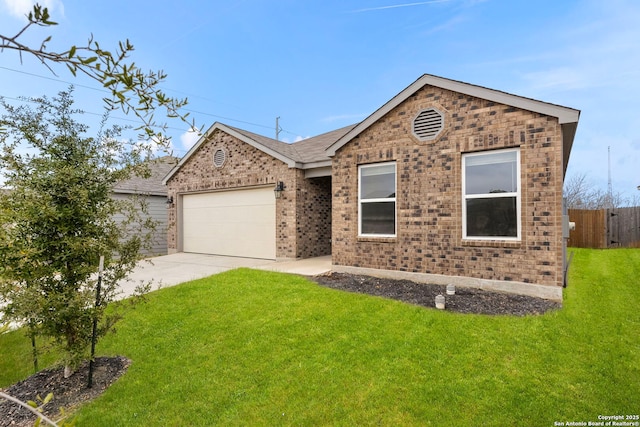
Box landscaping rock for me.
[0,356,130,427]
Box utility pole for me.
[275,116,282,141]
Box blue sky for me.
[1,0,639,196]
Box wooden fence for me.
[568,207,640,248]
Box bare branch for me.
[564,171,639,209]
[0,392,59,427]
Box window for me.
[359,162,396,236]
[462,148,520,239]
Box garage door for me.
[182,187,276,259]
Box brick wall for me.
[296,175,332,258]
[332,85,565,291]
[166,129,332,259]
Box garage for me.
[181,187,276,259]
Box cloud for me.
[473,52,562,69]
[134,129,191,157]
[179,127,201,151]
[421,13,467,35]
[501,1,640,197]
[134,136,165,157]
[1,0,64,19]
[347,0,452,13]
[521,67,590,92]
[512,3,640,97]
[281,135,310,143]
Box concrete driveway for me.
[118,253,331,298]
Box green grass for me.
[0,331,60,387]
[1,248,638,426]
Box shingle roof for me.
[164,73,580,183]
[292,124,357,164]
[163,122,358,184]
[225,125,302,162]
[114,156,178,196]
[226,123,356,164]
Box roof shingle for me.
[114,156,178,196]
[225,123,356,164]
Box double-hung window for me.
[462,148,520,240]
[359,162,396,237]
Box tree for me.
[564,172,640,209]
[0,89,152,377]
[0,4,196,145]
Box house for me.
[113,156,178,256]
[163,74,580,301]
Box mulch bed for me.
[310,272,561,316]
[1,272,560,425]
[0,356,130,427]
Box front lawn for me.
[1,248,638,425]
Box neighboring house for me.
[163,74,580,301]
[113,156,177,256]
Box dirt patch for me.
[311,272,561,316]
[0,356,130,427]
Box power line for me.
[0,66,106,94]
[0,66,301,136]
[0,94,187,132]
[0,94,197,156]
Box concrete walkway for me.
[118,253,331,298]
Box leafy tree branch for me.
[0,4,197,147]
[0,392,63,426]
[0,89,153,377]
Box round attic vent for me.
[213,148,226,168]
[413,108,444,141]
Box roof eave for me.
[301,160,332,170]
[326,74,581,157]
[562,121,579,178]
[162,124,217,185]
[162,122,298,185]
[113,189,167,197]
[222,124,299,167]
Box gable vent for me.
[213,148,226,168]
[413,108,444,141]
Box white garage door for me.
[182,187,276,259]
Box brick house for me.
[163,74,580,301]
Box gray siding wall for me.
[112,193,168,256]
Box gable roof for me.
[163,122,357,184]
[162,123,297,185]
[325,74,580,174]
[225,124,302,165]
[164,74,580,184]
[114,156,178,196]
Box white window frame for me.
[462,148,521,241]
[358,162,397,237]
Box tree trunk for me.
[64,364,73,379]
[28,321,38,373]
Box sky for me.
[1,0,639,197]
